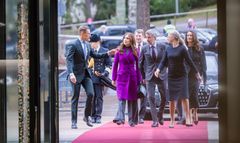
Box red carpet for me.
[72,121,208,143]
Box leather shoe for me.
[158,118,164,125]
[139,119,144,124]
[83,116,93,127]
[71,123,77,129]
[151,122,159,128]
[129,122,135,127]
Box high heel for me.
[193,109,199,125]
[169,121,174,128]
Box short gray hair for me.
[145,29,158,38]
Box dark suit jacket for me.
[65,39,109,83]
[91,47,112,84]
[139,41,167,81]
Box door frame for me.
[0,0,6,142]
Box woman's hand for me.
[112,80,116,87]
[196,73,202,83]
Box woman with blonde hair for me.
[155,30,201,128]
[112,32,141,127]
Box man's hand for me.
[94,71,102,77]
[70,73,77,84]
[107,49,117,56]
[142,79,146,84]
[154,68,160,78]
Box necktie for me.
[138,43,141,52]
[82,41,87,59]
[151,45,156,60]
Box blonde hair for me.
[169,30,186,47]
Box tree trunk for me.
[85,0,92,20]
[136,0,150,32]
[128,0,137,24]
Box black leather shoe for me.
[159,118,164,125]
[116,120,122,125]
[83,116,93,127]
[71,123,77,129]
[139,119,144,124]
[151,122,159,128]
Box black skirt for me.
[168,76,189,101]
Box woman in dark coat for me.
[155,30,201,128]
[185,30,207,125]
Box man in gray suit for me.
[139,29,167,127]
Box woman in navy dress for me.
[155,30,201,128]
[185,30,207,125]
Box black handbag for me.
[138,84,147,98]
[99,75,116,90]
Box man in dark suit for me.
[65,26,113,129]
[89,34,112,124]
[134,29,148,124]
[139,29,168,127]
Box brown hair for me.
[78,25,89,34]
[118,32,138,57]
[185,30,200,51]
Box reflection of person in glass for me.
[155,30,201,128]
[65,26,112,129]
[185,30,207,125]
[112,33,141,127]
[89,34,112,124]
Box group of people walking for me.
[65,24,207,129]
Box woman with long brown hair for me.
[112,32,141,127]
[185,30,207,125]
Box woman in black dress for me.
[185,30,207,125]
[155,30,201,128]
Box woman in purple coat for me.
[112,33,141,127]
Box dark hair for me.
[185,30,200,51]
[118,32,138,58]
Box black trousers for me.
[92,83,104,119]
[71,77,94,124]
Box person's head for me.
[122,32,135,47]
[145,29,157,45]
[185,30,200,51]
[118,33,137,57]
[89,34,101,49]
[100,25,107,33]
[167,19,171,25]
[187,18,196,29]
[78,25,91,41]
[134,29,144,44]
[167,30,185,45]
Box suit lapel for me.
[76,39,85,57]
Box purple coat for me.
[112,48,141,101]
